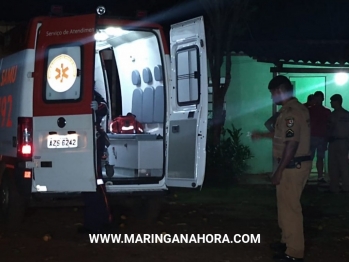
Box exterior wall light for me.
[335,72,349,86]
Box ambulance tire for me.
[0,171,26,232]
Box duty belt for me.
[277,155,311,169]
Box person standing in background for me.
[327,94,349,193]
[308,91,331,184]
[304,94,314,109]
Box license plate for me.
[47,134,78,148]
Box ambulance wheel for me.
[0,171,26,232]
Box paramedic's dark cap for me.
[330,94,342,103]
[268,75,293,90]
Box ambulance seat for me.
[141,67,154,124]
[131,69,143,121]
[142,67,153,84]
[153,65,164,123]
[142,86,154,124]
[131,88,143,122]
[154,65,163,83]
[131,70,141,86]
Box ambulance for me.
[0,7,208,222]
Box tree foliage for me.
[198,0,254,144]
[205,124,253,186]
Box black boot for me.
[270,241,287,253]
[273,253,304,261]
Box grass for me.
[172,185,275,204]
[168,184,349,226]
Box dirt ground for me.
[1,181,349,262]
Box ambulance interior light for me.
[95,28,128,42]
[105,27,125,37]
[95,31,108,41]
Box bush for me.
[205,124,253,185]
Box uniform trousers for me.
[82,134,110,232]
[276,161,311,258]
[328,140,349,192]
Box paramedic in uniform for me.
[252,75,311,262]
[78,89,111,234]
[327,94,349,193]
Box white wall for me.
[113,35,162,115]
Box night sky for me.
[1,0,349,41]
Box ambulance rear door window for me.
[176,46,200,106]
[45,45,82,102]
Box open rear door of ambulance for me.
[165,16,208,188]
[32,14,97,192]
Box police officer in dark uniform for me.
[78,90,111,234]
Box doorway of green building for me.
[290,76,327,177]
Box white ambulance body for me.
[0,12,208,212]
